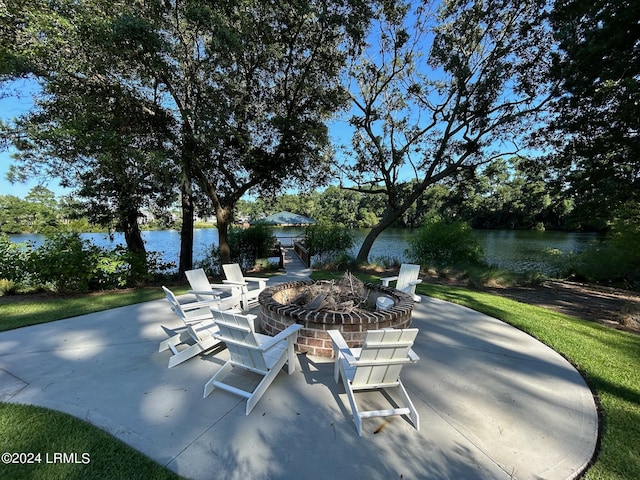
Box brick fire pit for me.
[258,280,415,357]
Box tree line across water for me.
[0,156,616,237]
[3,158,639,293]
[2,207,639,296]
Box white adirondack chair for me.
[222,263,268,310]
[159,286,223,368]
[204,309,303,415]
[327,328,420,436]
[185,268,243,311]
[380,263,423,302]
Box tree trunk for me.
[123,213,146,256]
[356,208,404,263]
[355,176,444,263]
[179,176,194,273]
[122,208,148,284]
[216,205,233,265]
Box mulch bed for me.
[431,277,640,335]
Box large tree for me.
[138,0,371,265]
[7,82,176,263]
[1,0,372,269]
[0,0,178,274]
[548,0,640,227]
[338,0,554,262]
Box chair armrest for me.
[190,283,242,297]
[209,283,243,290]
[260,324,303,351]
[244,277,267,289]
[223,279,248,286]
[210,284,244,296]
[243,276,268,283]
[188,289,223,297]
[327,330,358,365]
[327,329,349,350]
[407,279,423,286]
[380,276,398,286]
[214,308,244,315]
[180,300,216,312]
[408,348,420,363]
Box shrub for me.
[0,233,175,293]
[195,247,223,277]
[106,247,175,288]
[228,224,276,271]
[369,255,402,269]
[0,279,18,296]
[316,251,358,270]
[407,218,484,268]
[0,234,32,283]
[253,257,281,271]
[566,208,640,287]
[303,223,354,265]
[27,233,104,293]
[197,225,277,274]
[465,266,521,289]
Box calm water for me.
[9,228,600,275]
[353,228,599,275]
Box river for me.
[8,227,600,276]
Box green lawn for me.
[0,288,170,333]
[1,280,639,480]
[0,403,181,480]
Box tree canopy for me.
[2,0,638,273]
[338,0,555,262]
[548,0,640,226]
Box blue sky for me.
[0,79,71,198]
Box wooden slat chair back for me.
[158,286,223,368]
[162,286,210,323]
[328,328,420,436]
[184,268,211,295]
[204,309,303,414]
[351,329,418,387]
[381,263,423,302]
[222,263,268,310]
[184,268,242,311]
[216,310,267,372]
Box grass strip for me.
[0,403,181,480]
[0,287,187,333]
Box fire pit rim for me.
[258,279,414,324]
[258,279,415,357]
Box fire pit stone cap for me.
[258,278,414,316]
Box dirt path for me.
[472,280,640,335]
[360,264,640,335]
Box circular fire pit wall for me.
[258,280,415,357]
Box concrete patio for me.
[0,253,598,479]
